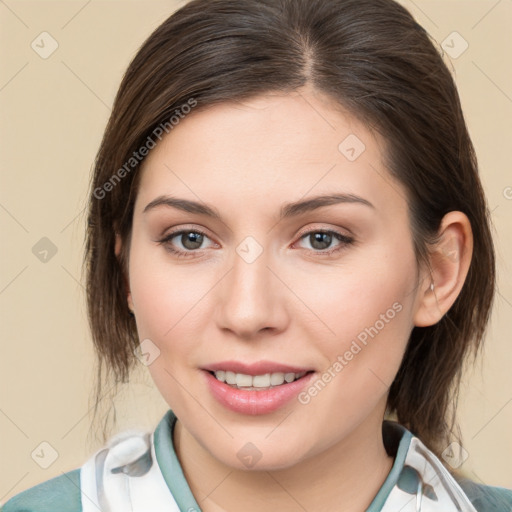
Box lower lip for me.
[203,370,315,415]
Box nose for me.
[215,242,289,340]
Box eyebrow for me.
[143,193,375,220]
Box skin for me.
[116,86,473,511]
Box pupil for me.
[311,232,331,250]
[182,232,203,250]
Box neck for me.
[173,410,394,512]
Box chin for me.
[209,437,311,472]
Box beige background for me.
[1,0,511,503]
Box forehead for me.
[135,89,409,220]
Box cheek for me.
[128,245,208,407]
[291,269,415,441]
[128,241,209,343]
[299,247,417,382]
[305,255,414,333]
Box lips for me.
[201,360,312,375]
[201,360,315,415]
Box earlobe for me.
[413,211,473,327]
[115,232,134,314]
[115,232,122,258]
[127,293,135,314]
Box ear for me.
[115,233,134,313]
[413,211,473,327]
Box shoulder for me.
[456,477,512,512]
[383,421,512,512]
[0,469,82,512]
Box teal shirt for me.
[2,409,511,511]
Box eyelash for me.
[157,227,355,259]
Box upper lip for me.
[201,360,313,375]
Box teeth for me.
[270,373,285,386]
[225,371,236,385]
[253,374,271,387]
[213,370,307,389]
[235,373,252,387]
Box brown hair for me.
[85,0,495,462]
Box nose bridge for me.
[216,236,286,337]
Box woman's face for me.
[126,87,429,470]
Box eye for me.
[158,228,215,258]
[295,229,354,255]
[157,227,355,259]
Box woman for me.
[3,0,511,510]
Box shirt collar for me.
[153,409,202,511]
[154,410,475,512]
[153,409,416,512]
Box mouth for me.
[207,370,311,391]
[201,361,316,415]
